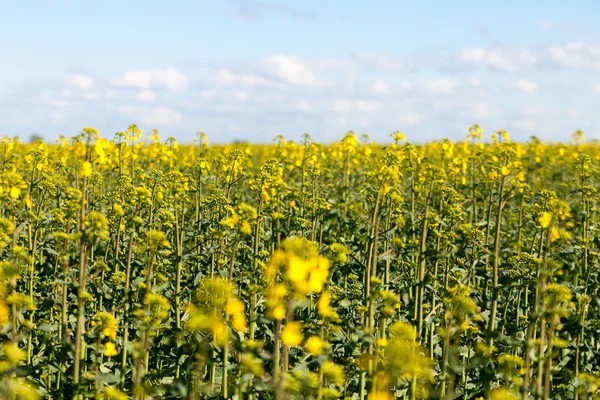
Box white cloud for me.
[49,99,68,108]
[114,68,186,90]
[7,46,600,143]
[142,107,182,126]
[549,42,600,70]
[515,119,536,130]
[67,74,95,90]
[459,47,538,72]
[421,78,456,93]
[486,53,517,72]
[215,69,235,85]
[333,100,352,114]
[332,100,379,114]
[295,100,313,112]
[352,53,404,72]
[460,48,487,63]
[460,48,517,71]
[234,90,249,101]
[522,106,545,116]
[550,47,575,68]
[215,69,277,88]
[116,104,182,126]
[354,100,380,114]
[59,89,73,98]
[472,103,490,119]
[138,91,155,102]
[370,79,389,94]
[200,89,218,98]
[117,106,136,116]
[397,112,422,126]
[264,55,321,87]
[516,80,538,94]
[57,87,98,101]
[49,111,65,123]
[518,50,539,65]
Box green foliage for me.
[0,128,597,399]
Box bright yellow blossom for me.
[282,321,303,346]
[538,212,552,229]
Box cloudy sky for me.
[1,0,600,143]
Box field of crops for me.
[0,125,599,399]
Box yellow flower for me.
[226,297,247,332]
[4,342,26,365]
[369,372,393,400]
[488,387,519,400]
[271,304,286,320]
[460,319,470,331]
[487,170,498,181]
[266,283,287,320]
[9,186,21,200]
[104,342,118,357]
[538,212,552,229]
[501,166,510,176]
[380,182,391,195]
[318,291,339,320]
[226,297,243,314]
[239,220,252,235]
[376,338,389,348]
[550,226,560,243]
[516,171,525,182]
[95,312,118,340]
[0,299,10,325]
[104,387,128,400]
[369,391,393,400]
[304,336,324,356]
[281,321,303,346]
[307,257,330,293]
[392,131,406,142]
[81,161,93,177]
[113,203,125,216]
[11,379,40,400]
[213,319,228,347]
[103,321,117,341]
[329,243,349,263]
[287,256,311,292]
[221,215,239,229]
[240,353,265,376]
[322,361,345,386]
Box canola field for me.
[0,125,599,399]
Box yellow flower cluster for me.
[265,237,330,297]
[186,278,246,347]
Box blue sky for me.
[1,0,600,143]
